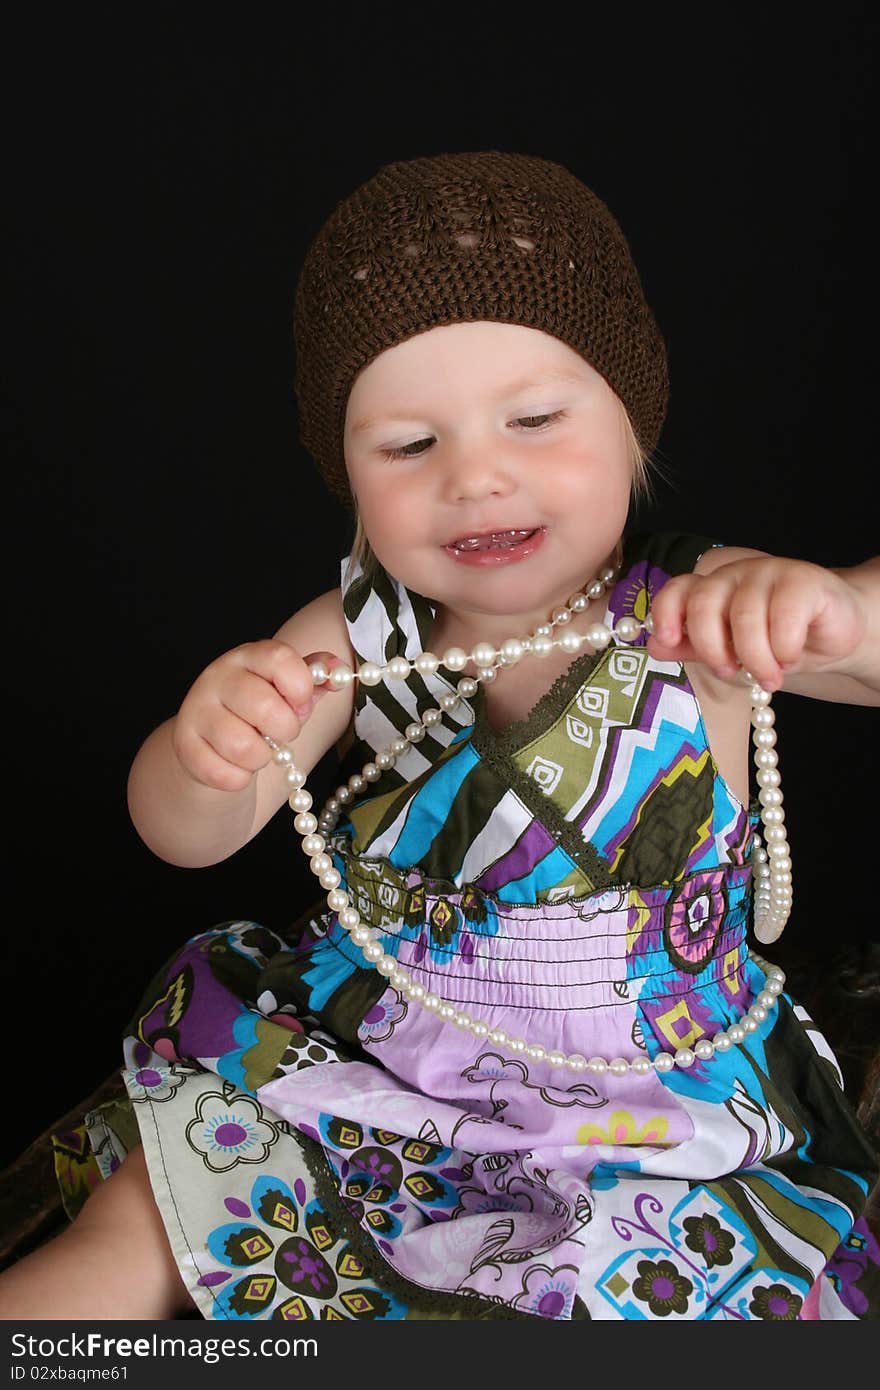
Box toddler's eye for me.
[511,410,566,431]
[380,437,433,461]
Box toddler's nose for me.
[441,444,517,503]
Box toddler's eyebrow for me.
[350,368,585,434]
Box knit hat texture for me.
[293,150,668,509]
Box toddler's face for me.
[343,322,632,640]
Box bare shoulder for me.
[274,585,357,668]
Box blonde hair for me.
[343,400,658,588]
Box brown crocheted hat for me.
[293,151,668,510]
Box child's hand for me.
[645,555,869,693]
[171,641,345,791]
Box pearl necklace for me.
[264,564,791,1075]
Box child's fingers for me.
[766,575,813,670]
[650,575,739,678]
[727,580,787,690]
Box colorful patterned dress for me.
[72,530,879,1320]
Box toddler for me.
[2,150,879,1322]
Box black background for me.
[3,8,878,1172]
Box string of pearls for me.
[265,564,792,1073]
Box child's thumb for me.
[305,650,352,699]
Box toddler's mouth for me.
[446,527,540,552]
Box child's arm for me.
[646,547,880,704]
[126,587,356,868]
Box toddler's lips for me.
[444,526,546,567]
[446,527,540,551]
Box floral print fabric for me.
[71,531,879,1320]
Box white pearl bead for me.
[348,774,367,794]
[408,983,426,1002]
[319,868,341,889]
[391,969,410,991]
[631,1056,653,1075]
[526,1044,546,1061]
[727,1024,746,1044]
[586,623,611,649]
[712,1032,733,1052]
[457,676,478,697]
[749,1004,768,1023]
[440,694,460,711]
[363,762,381,782]
[507,1038,527,1054]
[335,785,354,804]
[309,660,329,684]
[351,926,371,945]
[471,1021,489,1039]
[567,1054,588,1071]
[477,666,497,683]
[375,750,396,770]
[423,993,441,1012]
[285,766,307,788]
[756,768,781,787]
[674,1047,696,1069]
[500,638,525,663]
[488,1028,508,1045]
[472,641,497,667]
[609,1057,630,1076]
[764,978,783,996]
[327,889,349,911]
[310,853,332,875]
[363,942,384,962]
[422,708,443,727]
[387,656,411,680]
[754,748,778,768]
[273,747,293,765]
[559,630,583,653]
[438,1003,456,1022]
[357,661,384,686]
[301,833,325,858]
[329,665,354,688]
[340,907,360,929]
[405,722,426,742]
[587,1056,608,1074]
[749,686,772,706]
[599,567,615,585]
[294,812,318,836]
[442,647,468,671]
[325,797,340,814]
[454,1011,472,1029]
[391,737,410,755]
[694,1039,715,1060]
[376,954,397,976]
[531,635,554,657]
[751,708,775,729]
[288,788,313,812]
[758,787,783,806]
[587,580,604,600]
[653,1052,675,1073]
[552,607,572,626]
[614,616,641,642]
[754,728,777,748]
[741,1016,759,1033]
[568,593,588,611]
[414,651,440,675]
[548,1051,566,1068]
[535,623,553,637]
